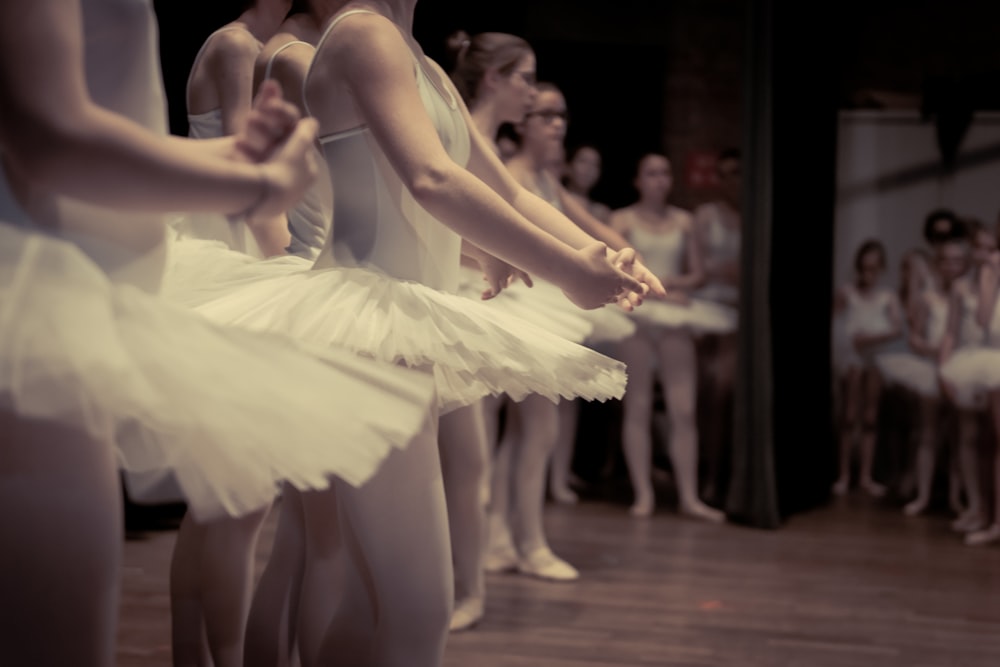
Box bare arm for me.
[320,16,641,305]
[938,287,964,363]
[0,1,316,219]
[978,255,1000,328]
[207,30,259,136]
[908,294,933,355]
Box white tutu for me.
[875,352,939,398]
[459,266,636,345]
[628,296,738,335]
[162,242,627,413]
[0,225,434,522]
[939,347,1000,410]
[457,266,594,343]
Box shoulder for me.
[692,201,717,224]
[207,27,260,63]
[314,12,409,68]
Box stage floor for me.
[118,496,1000,666]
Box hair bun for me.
[445,29,472,68]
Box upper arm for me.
[0,0,91,160]
[207,31,260,135]
[313,16,468,193]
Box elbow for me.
[408,164,454,207]
[2,109,88,185]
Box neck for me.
[283,13,322,43]
[565,181,590,198]
[240,6,286,42]
[312,0,416,32]
[636,198,668,216]
[517,145,548,173]
[470,100,503,146]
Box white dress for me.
[832,283,898,373]
[0,0,435,522]
[875,288,948,398]
[622,218,738,335]
[161,9,627,415]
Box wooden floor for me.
[118,496,1000,667]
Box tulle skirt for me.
[0,224,434,522]
[162,239,628,414]
[627,296,738,335]
[939,346,1000,410]
[875,352,939,399]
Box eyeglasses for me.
[525,109,569,124]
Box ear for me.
[483,67,504,91]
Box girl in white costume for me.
[0,1,437,666]
[164,2,665,664]
[877,237,968,516]
[563,145,612,224]
[610,153,736,520]
[832,240,902,496]
[445,34,607,600]
[940,222,1000,546]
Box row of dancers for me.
[0,0,702,666]
[833,209,1000,547]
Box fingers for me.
[252,79,283,108]
[237,97,303,162]
[517,269,533,288]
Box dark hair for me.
[635,152,669,177]
[568,144,601,162]
[446,30,533,106]
[854,239,887,272]
[718,147,741,162]
[287,0,309,16]
[923,208,963,245]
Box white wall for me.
[833,110,1000,291]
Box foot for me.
[629,491,655,517]
[516,547,579,582]
[484,521,518,573]
[449,597,485,633]
[965,523,1000,547]
[903,498,928,517]
[860,479,886,498]
[680,500,726,524]
[951,511,986,533]
[831,477,850,496]
[550,485,579,505]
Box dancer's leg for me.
[316,409,452,667]
[0,411,121,667]
[657,331,724,522]
[245,487,306,667]
[438,402,489,631]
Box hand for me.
[476,253,532,300]
[851,332,869,352]
[233,80,302,163]
[246,117,320,222]
[561,242,645,310]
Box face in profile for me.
[493,53,537,125]
[521,89,568,152]
[634,154,672,203]
[569,147,602,191]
